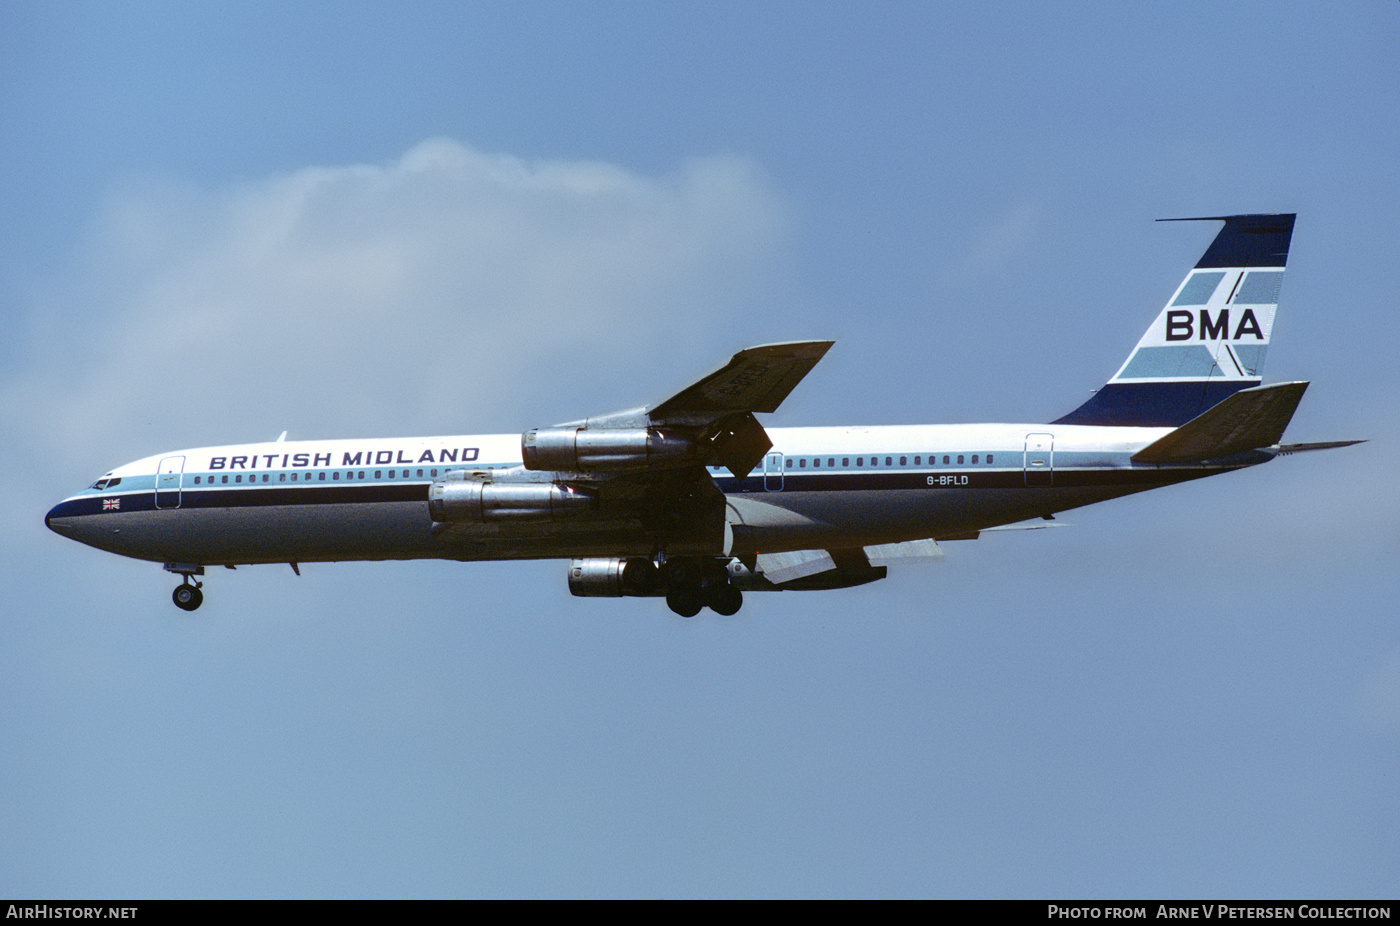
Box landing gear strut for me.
[164,563,205,612]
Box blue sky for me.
[3,1,1398,898]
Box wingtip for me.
[735,339,835,357]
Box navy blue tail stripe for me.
[1159,213,1296,269]
[1052,380,1257,428]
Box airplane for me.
[46,213,1362,617]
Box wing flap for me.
[754,548,838,584]
[864,538,943,566]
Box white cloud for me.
[8,139,790,476]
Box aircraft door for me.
[155,455,185,509]
[763,452,784,491]
[1023,434,1054,487]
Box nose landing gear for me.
[164,563,205,612]
[172,582,203,611]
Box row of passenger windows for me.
[782,454,994,469]
[192,468,443,485]
[188,455,1000,485]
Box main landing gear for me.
[663,557,743,618]
[165,563,204,612]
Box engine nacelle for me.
[522,427,696,472]
[429,472,596,523]
[568,557,662,597]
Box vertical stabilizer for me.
[1055,214,1295,427]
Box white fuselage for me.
[45,422,1256,568]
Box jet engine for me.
[567,557,662,597]
[428,471,596,523]
[521,427,696,472]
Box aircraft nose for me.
[46,498,82,539]
[47,502,65,534]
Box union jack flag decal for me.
[102,498,120,511]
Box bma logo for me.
[1166,308,1264,341]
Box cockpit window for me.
[91,474,122,490]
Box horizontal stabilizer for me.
[1275,440,1367,455]
[1132,381,1308,465]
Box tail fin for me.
[1055,214,1296,427]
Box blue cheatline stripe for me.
[718,467,1222,493]
[1052,380,1257,427]
[48,465,1229,522]
[48,483,429,518]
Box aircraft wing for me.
[648,340,835,419]
[646,340,832,478]
[526,340,833,486]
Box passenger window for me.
[813,458,820,468]
[417,469,424,478]
[319,472,326,481]
[842,458,849,467]
[957,455,964,464]
[786,459,793,469]
[279,473,286,482]
[799,458,806,468]
[900,456,907,466]
[972,455,979,464]
[987,454,994,464]
[856,457,863,467]
[333,472,340,481]
[235,475,242,484]
[943,455,950,464]
[886,457,892,466]
[389,470,396,478]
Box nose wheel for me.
[164,563,205,611]
[172,582,204,611]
